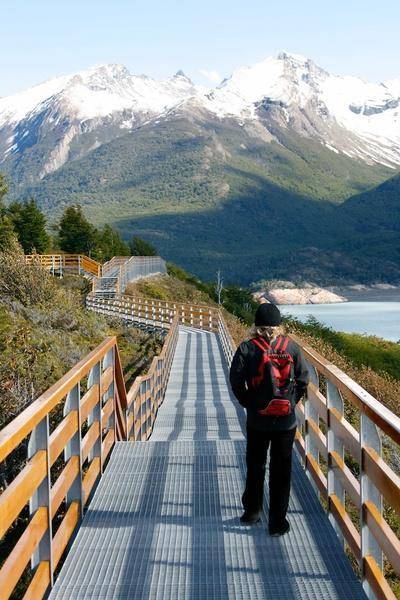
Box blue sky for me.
[1,0,399,95]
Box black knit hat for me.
[254,303,282,326]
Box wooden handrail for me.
[87,293,220,333]
[25,254,102,277]
[0,337,116,462]
[125,314,180,441]
[217,313,400,599]
[284,330,400,598]
[0,308,181,598]
[0,336,119,598]
[289,332,400,445]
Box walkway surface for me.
[50,327,366,599]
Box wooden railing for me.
[25,254,101,277]
[288,333,400,600]
[86,293,220,331]
[0,315,179,599]
[217,318,400,599]
[0,337,121,598]
[125,316,179,441]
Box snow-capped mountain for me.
[0,64,202,179]
[202,52,400,166]
[1,52,400,185]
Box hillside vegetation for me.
[0,246,162,429]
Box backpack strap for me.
[251,337,271,352]
[278,336,290,352]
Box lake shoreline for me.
[279,301,400,342]
[255,284,400,306]
[330,287,400,303]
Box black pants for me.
[242,425,296,527]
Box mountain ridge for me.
[1,53,399,285]
[1,51,400,183]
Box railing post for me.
[87,361,103,475]
[78,255,82,275]
[28,415,54,587]
[140,380,146,440]
[326,381,345,546]
[360,412,383,599]
[103,347,116,441]
[64,383,84,518]
[304,361,320,496]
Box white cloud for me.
[199,69,221,83]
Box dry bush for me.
[0,247,59,307]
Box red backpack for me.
[250,336,295,417]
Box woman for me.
[229,302,309,536]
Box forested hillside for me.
[7,118,397,285]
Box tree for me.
[58,205,97,254]
[8,199,49,253]
[95,225,130,261]
[0,214,16,251]
[221,285,259,324]
[215,269,224,305]
[130,235,157,256]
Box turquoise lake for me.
[279,302,400,342]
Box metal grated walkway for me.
[50,327,366,599]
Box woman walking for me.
[229,302,309,536]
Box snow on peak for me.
[1,54,399,168]
[277,51,309,65]
[174,69,191,81]
[202,53,324,118]
[0,62,203,127]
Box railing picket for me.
[361,412,383,599]
[327,381,346,547]
[305,362,321,497]
[102,348,116,442]
[28,415,53,588]
[87,362,103,475]
[63,383,83,519]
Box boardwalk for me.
[50,327,366,599]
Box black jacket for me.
[229,336,309,431]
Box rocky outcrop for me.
[254,287,347,305]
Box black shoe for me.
[240,510,261,524]
[269,518,290,536]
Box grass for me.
[287,315,400,380]
[125,270,216,305]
